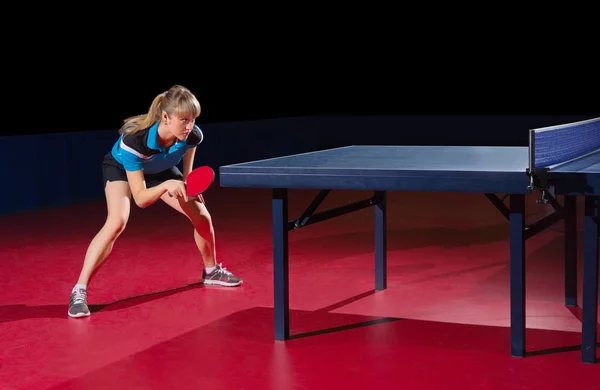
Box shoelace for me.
[72,289,87,304]
[215,263,232,276]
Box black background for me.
[6,15,598,137]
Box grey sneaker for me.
[68,288,90,318]
[202,263,243,286]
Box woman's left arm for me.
[182,147,205,203]
[182,147,197,181]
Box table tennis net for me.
[529,117,600,170]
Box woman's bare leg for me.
[77,181,132,284]
[69,180,132,317]
[160,194,242,286]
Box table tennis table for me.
[219,116,600,363]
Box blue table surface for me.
[219,146,600,194]
[549,150,600,174]
[220,146,531,174]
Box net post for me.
[527,129,536,191]
[528,128,555,204]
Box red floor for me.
[0,185,598,389]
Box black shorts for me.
[101,152,183,189]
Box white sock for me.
[205,266,216,274]
[73,283,87,292]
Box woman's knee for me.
[103,216,128,238]
[189,207,214,232]
[103,180,132,238]
[192,212,213,231]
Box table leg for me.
[273,188,289,340]
[581,195,599,364]
[564,195,577,307]
[510,194,526,357]
[375,191,387,290]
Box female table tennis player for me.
[68,85,242,318]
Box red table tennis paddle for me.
[185,166,215,196]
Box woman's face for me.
[167,113,196,141]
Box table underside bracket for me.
[484,191,564,240]
[287,189,383,231]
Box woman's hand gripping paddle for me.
[167,166,214,202]
[185,166,215,197]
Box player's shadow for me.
[87,281,206,313]
[0,282,205,323]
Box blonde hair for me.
[119,85,201,135]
